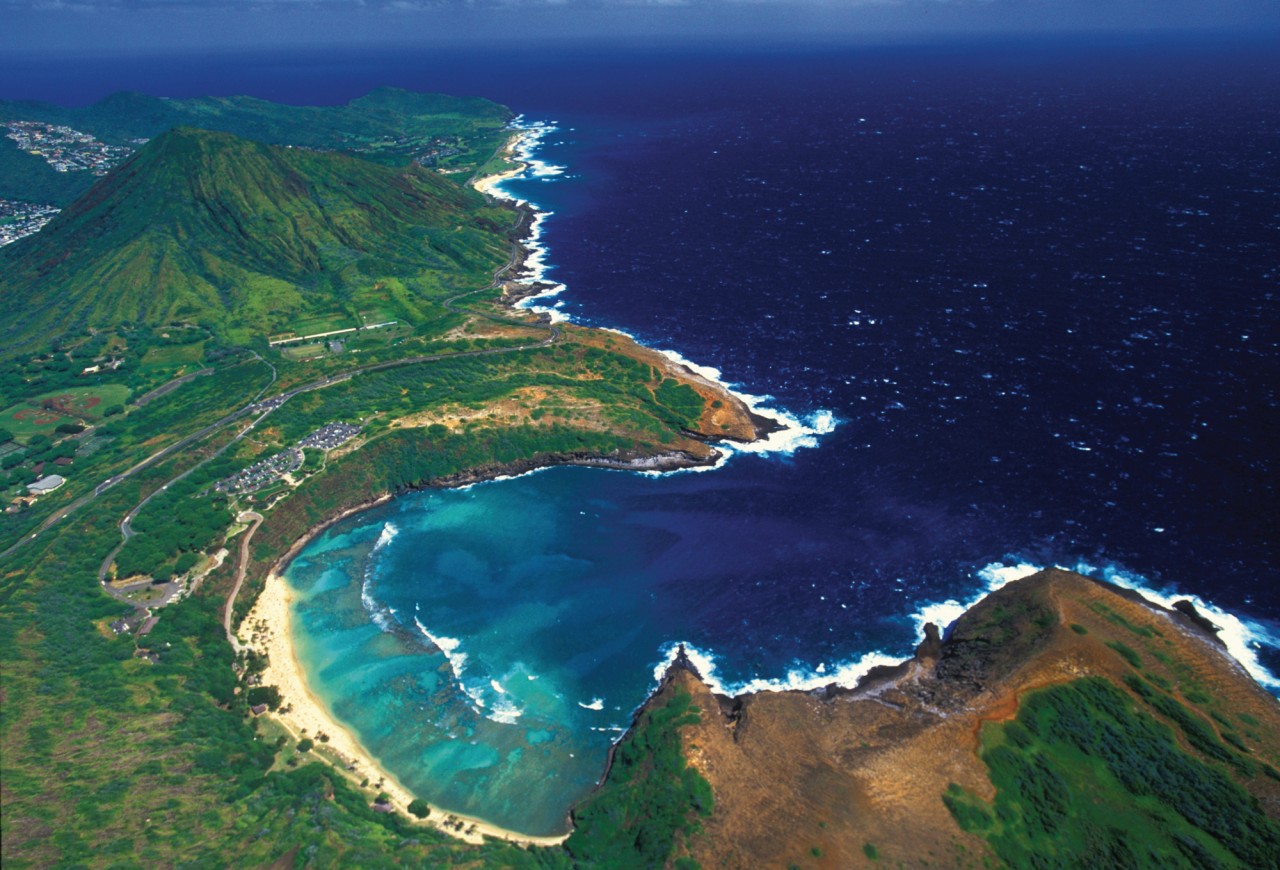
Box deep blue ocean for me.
[6,38,1277,835]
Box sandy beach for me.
[239,569,570,847]
[229,123,768,851]
[473,164,525,197]
[471,129,528,197]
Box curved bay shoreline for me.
[238,131,783,844]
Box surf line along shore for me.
[234,134,579,848]
[240,565,571,846]
[235,125,804,845]
[234,451,761,844]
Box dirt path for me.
[223,510,264,654]
[134,367,215,407]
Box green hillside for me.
[1,88,513,204]
[0,126,513,355]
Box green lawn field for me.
[1,383,131,441]
[140,341,205,368]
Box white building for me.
[27,475,66,494]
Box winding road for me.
[1,186,564,660]
[2,220,553,567]
[223,510,264,654]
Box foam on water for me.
[452,463,555,493]
[480,118,572,323]
[651,641,905,698]
[1066,560,1280,690]
[275,52,1280,836]
[486,700,524,725]
[579,326,840,465]
[359,522,400,632]
[369,521,399,554]
[648,559,1279,702]
[909,562,1042,638]
[490,122,837,458]
[642,342,840,457]
[411,615,527,724]
[514,210,555,282]
[413,615,468,678]
[913,560,1280,690]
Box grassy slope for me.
[0,126,510,355]
[7,92,1274,870]
[1,87,512,205]
[938,573,1280,868]
[945,677,1280,868]
[564,685,713,869]
[663,569,1280,868]
[0,507,562,869]
[0,355,720,868]
[0,112,737,865]
[0,140,92,204]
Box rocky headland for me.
[632,568,1280,867]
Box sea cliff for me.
[617,569,1280,867]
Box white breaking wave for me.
[413,616,468,679]
[908,562,1042,639]
[360,522,401,632]
[582,330,838,467]
[650,558,1279,701]
[452,463,556,494]
[651,641,904,699]
[1064,560,1280,691]
[908,559,1280,691]
[486,698,524,725]
[483,133,572,324]
[578,698,605,711]
[487,119,837,459]
[460,682,489,711]
[412,616,525,724]
[485,679,524,724]
[641,342,839,459]
[529,159,566,177]
[371,521,399,554]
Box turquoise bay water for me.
[284,460,958,835]
[285,452,1280,835]
[286,467,756,835]
[279,43,1280,836]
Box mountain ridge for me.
[0,125,511,354]
[628,568,1280,867]
[0,87,512,204]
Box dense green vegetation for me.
[0,135,94,204]
[0,353,272,551]
[1,87,512,205]
[0,126,512,356]
[0,86,734,869]
[564,686,713,868]
[0,386,714,868]
[943,678,1280,868]
[0,508,557,868]
[13,87,1276,870]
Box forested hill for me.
[0,126,514,356]
[0,88,512,205]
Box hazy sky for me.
[4,0,1279,56]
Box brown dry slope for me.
[650,569,1280,868]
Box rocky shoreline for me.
[239,128,787,844]
[625,568,1280,867]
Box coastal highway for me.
[2,223,557,583]
[0,354,277,562]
